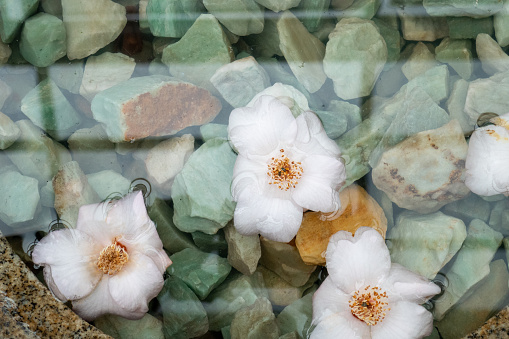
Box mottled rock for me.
[147,0,204,38]
[203,0,264,36]
[423,0,503,17]
[476,33,509,76]
[401,42,439,81]
[399,11,448,41]
[86,170,131,200]
[47,59,84,94]
[172,138,236,234]
[372,120,470,213]
[94,314,163,339]
[296,184,387,266]
[435,38,473,80]
[388,211,467,279]
[224,222,261,276]
[433,219,503,320]
[277,10,326,93]
[211,56,270,108]
[0,112,20,150]
[446,78,473,134]
[79,52,135,102]
[0,0,39,43]
[91,75,221,142]
[324,18,387,100]
[61,0,126,60]
[230,297,279,339]
[495,0,509,47]
[276,293,313,338]
[447,16,493,39]
[254,0,300,12]
[0,170,39,226]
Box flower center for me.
[267,149,303,191]
[96,240,129,275]
[348,285,390,326]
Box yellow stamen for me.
[348,285,390,326]
[96,240,129,275]
[267,149,303,191]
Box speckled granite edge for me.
[0,235,112,338]
[464,305,509,339]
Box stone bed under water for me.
[1,0,509,338]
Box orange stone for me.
[295,184,387,266]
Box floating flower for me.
[228,95,346,242]
[32,191,172,321]
[311,227,440,339]
[465,112,509,196]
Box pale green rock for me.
[0,170,39,226]
[79,52,136,102]
[313,110,348,139]
[327,100,361,130]
[224,222,261,276]
[447,16,493,39]
[200,123,228,141]
[40,181,55,208]
[433,219,503,320]
[442,194,491,224]
[162,14,234,91]
[276,293,313,338]
[311,18,336,43]
[147,0,204,38]
[20,78,81,140]
[388,211,467,279]
[277,10,326,93]
[0,79,11,110]
[260,236,316,287]
[336,0,381,20]
[152,37,177,58]
[6,120,72,183]
[157,276,209,339]
[47,59,84,94]
[435,38,473,80]
[230,297,280,339]
[495,0,509,47]
[243,17,282,58]
[476,33,509,76]
[147,198,198,253]
[138,0,150,32]
[210,56,270,107]
[0,112,20,149]
[204,272,269,331]
[489,200,509,234]
[372,17,401,69]
[19,13,66,67]
[294,0,331,33]
[67,125,122,174]
[86,170,131,200]
[0,0,39,43]
[279,332,299,339]
[399,10,448,42]
[435,259,509,338]
[191,230,228,255]
[61,0,126,60]
[254,0,300,12]
[41,0,63,17]
[323,18,387,100]
[203,0,264,36]
[0,39,11,64]
[401,42,439,81]
[168,247,231,299]
[222,326,232,339]
[172,138,236,234]
[446,79,473,134]
[0,69,37,115]
[423,0,503,17]
[505,237,509,262]
[369,183,394,228]
[148,58,171,76]
[94,313,164,339]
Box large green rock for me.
[0,112,20,150]
[224,222,261,276]
[168,247,231,299]
[172,138,236,234]
[401,42,439,81]
[476,33,509,76]
[230,297,280,339]
[47,59,84,94]
[191,230,228,255]
[423,0,503,17]
[0,0,39,43]
[435,38,473,80]
[447,16,493,39]
[94,313,164,339]
[203,0,264,36]
[276,293,313,338]
[147,0,204,38]
[0,169,39,226]
[313,109,348,139]
[20,78,82,140]
[19,13,66,67]
[86,170,131,200]
[372,17,401,69]
[294,0,331,33]
[157,276,209,339]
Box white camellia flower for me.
[311,227,441,339]
[32,191,172,321]
[465,113,509,196]
[228,95,346,242]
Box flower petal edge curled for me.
[228,95,347,242]
[311,227,441,339]
[32,191,172,321]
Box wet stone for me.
[446,78,473,134]
[476,33,509,76]
[191,230,228,255]
[388,211,467,279]
[276,293,313,338]
[442,193,491,224]
[85,170,131,200]
[336,0,382,20]
[447,16,493,39]
[147,0,204,38]
[0,40,11,64]
[230,297,280,339]
[401,42,439,81]
[91,75,222,142]
[423,0,503,17]
[0,169,39,226]
[41,0,62,16]
[0,112,20,150]
[372,17,401,69]
[94,313,164,339]
[313,109,348,139]
[495,0,509,47]
[200,123,228,141]
[0,79,11,111]
[203,0,264,36]
[254,0,300,12]
[435,38,473,80]
[0,0,39,43]
[47,59,84,95]
[40,180,55,208]
[224,222,261,276]
[295,0,331,33]
[399,11,448,42]
[243,18,282,58]
[168,247,232,299]
[172,138,236,234]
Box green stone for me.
[446,78,473,133]
[464,70,509,123]
[279,332,299,339]
[139,0,150,32]
[423,0,503,17]
[168,247,231,299]
[147,0,204,38]
[399,11,448,42]
[336,0,382,20]
[372,17,401,69]
[41,0,62,17]
[200,123,228,141]
[401,42,439,81]
[243,18,282,58]
[505,237,509,262]
[294,0,331,33]
[433,219,503,320]
[147,198,198,254]
[254,0,300,12]
[277,10,326,93]
[86,170,131,200]
[221,326,232,339]
[435,259,509,338]
[447,16,493,39]
[47,59,84,94]
[0,39,11,64]
[152,37,177,58]
[203,0,264,36]
[20,78,82,140]
[224,222,261,276]
[276,293,313,338]
[162,14,234,91]
[40,180,54,208]
[489,200,509,235]
[19,13,66,67]
[388,211,467,279]
[148,58,171,76]
[192,230,228,255]
[230,297,280,339]
[204,272,268,331]
[495,0,509,47]
[0,169,39,226]
[172,138,236,234]
[94,313,164,339]
[442,194,491,224]
[435,38,473,80]
[476,33,509,76]
[313,109,348,139]
[157,276,209,339]
[0,112,20,150]
[0,0,39,43]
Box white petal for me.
[42,266,67,301]
[310,312,370,339]
[371,301,434,339]
[326,228,391,293]
[228,95,298,156]
[312,277,351,323]
[32,229,102,301]
[231,154,267,200]
[384,263,441,304]
[76,201,113,247]
[108,253,164,314]
[106,191,151,236]
[295,112,342,157]
[292,155,345,212]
